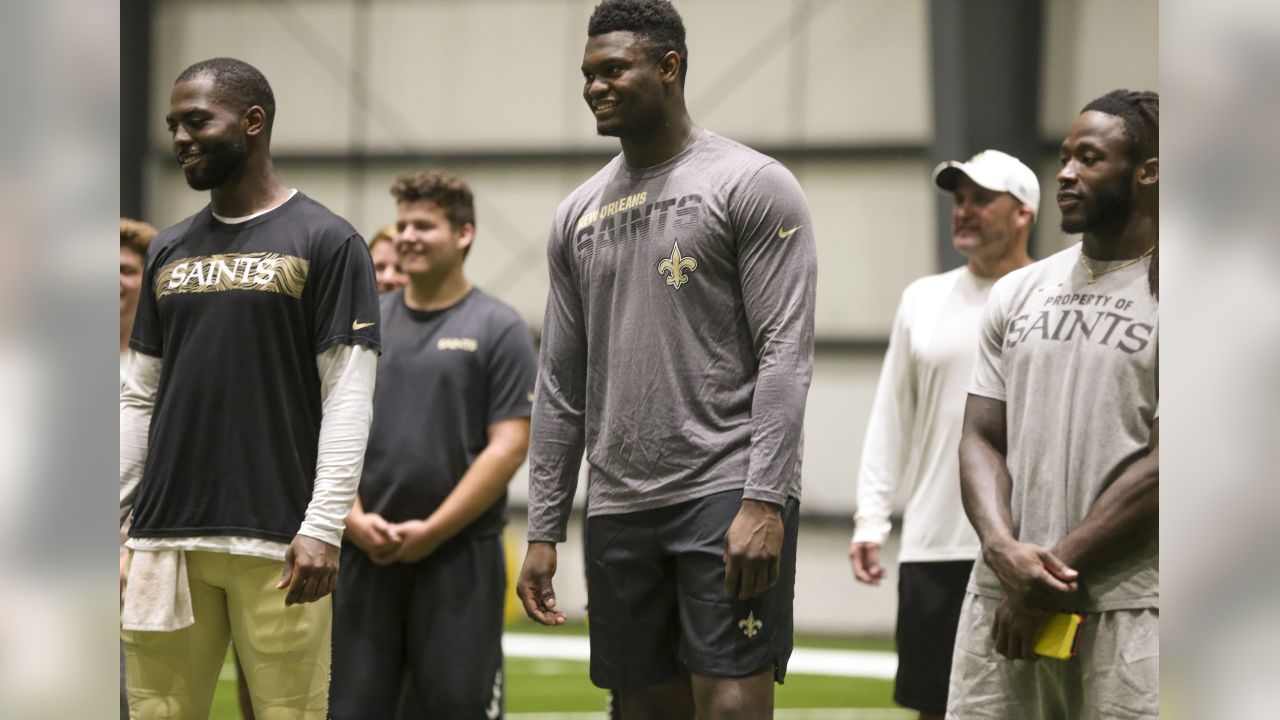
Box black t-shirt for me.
[359,287,536,541]
[129,192,381,544]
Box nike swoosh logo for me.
[352,321,376,330]
[778,225,803,239]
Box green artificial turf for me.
[206,623,899,719]
[212,657,897,718]
[503,657,897,713]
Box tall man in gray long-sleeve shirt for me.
[516,2,816,719]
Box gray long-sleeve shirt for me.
[527,129,817,542]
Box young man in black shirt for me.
[330,170,537,719]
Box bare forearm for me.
[959,427,1016,551]
[423,434,528,545]
[345,495,366,524]
[1054,453,1158,574]
[959,398,1083,608]
[958,394,1021,568]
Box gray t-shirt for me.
[527,128,817,542]
[968,243,1158,611]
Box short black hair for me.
[588,0,688,85]
[175,57,276,131]
[1082,89,1159,164]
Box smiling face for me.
[1057,111,1137,235]
[166,74,250,191]
[581,31,670,138]
[394,200,472,280]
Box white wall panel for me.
[154,0,935,152]
[678,0,796,143]
[1041,0,1159,137]
[796,158,935,336]
[153,0,357,153]
[796,352,885,515]
[679,0,930,146]
[364,0,605,151]
[800,0,930,143]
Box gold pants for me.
[122,551,331,719]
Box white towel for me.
[120,550,195,632]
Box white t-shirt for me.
[853,266,991,562]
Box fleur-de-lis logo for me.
[738,611,763,639]
[657,240,698,289]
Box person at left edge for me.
[118,216,156,720]
[119,57,380,719]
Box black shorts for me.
[584,489,800,691]
[893,559,975,715]
[329,535,506,719]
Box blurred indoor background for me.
[120,0,1157,635]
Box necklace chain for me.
[1079,246,1155,285]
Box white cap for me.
[932,149,1040,218]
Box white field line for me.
[502,633,898,680]
[509,711,913,720]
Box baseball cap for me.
[932,149,1040,218]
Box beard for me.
[1061,165,1135,234]
[182,134,247,191]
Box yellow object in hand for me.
[1034,612,1084,659]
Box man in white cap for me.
[849,149,1037,720]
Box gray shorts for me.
[946,592,1159,720]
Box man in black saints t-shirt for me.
[119,58,380,719]
[329,170,537,719]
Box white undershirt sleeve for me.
[852,294,917,546]
[120,351,162,526]
[297,344,377,548]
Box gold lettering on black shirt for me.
[155,252,310,300]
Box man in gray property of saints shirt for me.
[949,90,1160,719]
[516,2,816,719]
